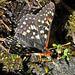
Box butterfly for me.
[4,2,55,55]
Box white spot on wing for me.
[44,18,46,20]
[23,45,26,48]
[52,12,54,16]
[40,14,42,16]
[50,11,51,13]
[33,17,35,20]
[31,36,34,39]
[43,14,45,16]
[16,44,21,47]
[33,32,36,35]
[38,19,41,22]
[35,35,40,39]
[44,34,47,39]
[45,10,47,12]
[31,25,33,29]
[46,14,48,16]
[22,32,26,35]
[27,30,30,33]
[25,18,28,20]
[29,17,31,19]
[33,25,36,30]
[40,30,44,33]
[48,12,49,14]
[39,25,42,27]
[45,27,49,31]
[31,25,37,30]
[49,19,52,22]
[29,27,31,29]
[20,25,23,28]
[23,21,26,24]
[45,21,50,25]
[41,20,44,24]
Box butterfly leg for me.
[37,53,48,73]
[45,54,48,73]
[45,50,51,73]
[0,19,11,31]
[37,50,51,73]
[38,53,42,61]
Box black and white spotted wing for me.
[15,2,55,50]
[15,2,55,51]
[36,2,55,48]
[4,36,42,55]
[4,36,23,54]
[15,14,43,50]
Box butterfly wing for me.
[36,2,55,48]
[15,2,55,51]
[15,14,43,50]
[4,36,42,55]
[4,36,24,54]
[3,2,55,55]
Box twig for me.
[0,19,11,31]
[36,0,42,7]
[0,38,5,41]
[61,0,75,15]
[0,43,8,52]
[48,42,71,50]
